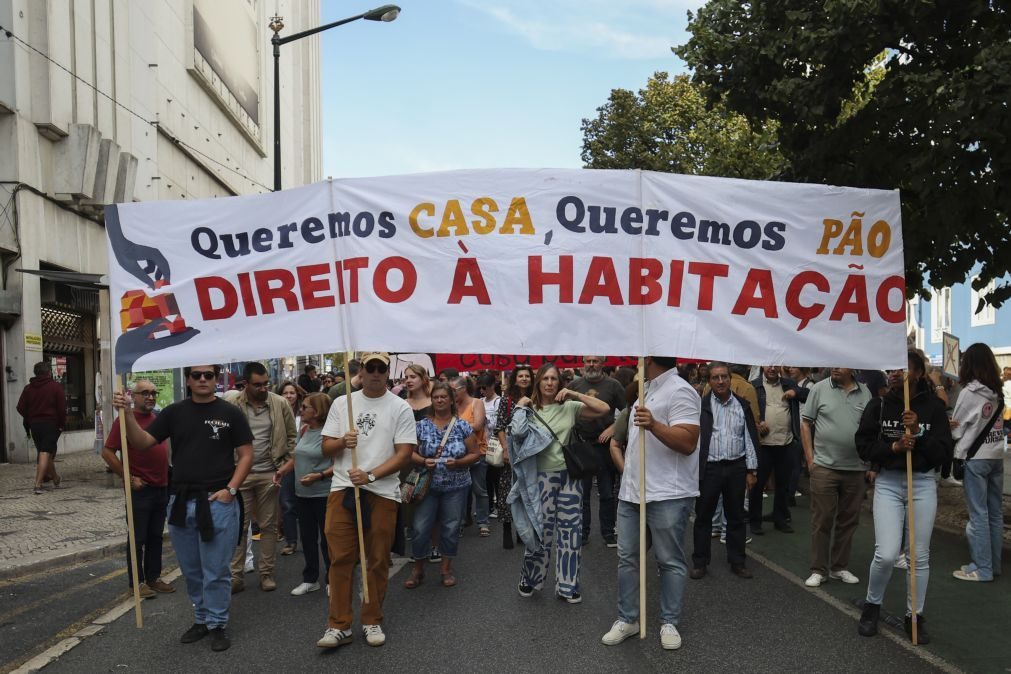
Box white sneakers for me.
[290,582,320,596]
[363,624,386,646]
[660,623,682,650]
[953,569,985,582]
[806,570,859,586]
[894,553,909,570]
[316,628,352,649]
[830,570,860,584]
[601,620,640,645]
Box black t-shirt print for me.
[146,398,254,487]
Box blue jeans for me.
[280,470,298,547]
[167,495,240,629]
[412,486,469,559]
[963,459,1004,580]
[616,497,694,625]
[469,460,489,526]
[865,470,936,614]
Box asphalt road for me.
[32,520,944,674]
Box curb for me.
[0,537,127,581]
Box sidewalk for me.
[749,482,1011,674]
[0,451,128,579]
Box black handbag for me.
[952,402,1003,481]
[530,409,601,479]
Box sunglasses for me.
[134,390,159,397]
[189,371,216,381]
[364,362,389,374]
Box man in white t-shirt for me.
[601,356,701,652]
[316,352,417,650]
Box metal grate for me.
[41,306,90,350]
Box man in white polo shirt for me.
[316,352,417,650]
[601,356,701,651]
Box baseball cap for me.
[360,352,390,366]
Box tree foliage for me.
[580,72,786,180]
[676,0,1011,306]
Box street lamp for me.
[270,5,401,191]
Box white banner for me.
[107,169,907,373]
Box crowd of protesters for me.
[94,345,1007,652]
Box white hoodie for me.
[951,381,1006,460]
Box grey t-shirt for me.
[801,378,871,471]
[293,427,331,498]
[569,376,626,439]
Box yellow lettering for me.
[409,203,435,238]
[867,220,891,258]
[437,199,470,237]
[833,217,864,255]
[499,197,535,235]
[817,219,843,254]
[471,197,498,234]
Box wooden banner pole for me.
[903,370,918,645]
[117,374,144,628]
[346,350,370,604]
[638,357,647,639]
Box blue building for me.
[909,269,1011,371]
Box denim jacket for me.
[506,406,553,551]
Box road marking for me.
[748,549,965,674]
[0,568,124,626]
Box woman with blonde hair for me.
[404,363,433,421]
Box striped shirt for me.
[709,394,758,470]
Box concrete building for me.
[0,0,322,462]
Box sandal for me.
[404,570,424,589]
[441,573,457,588]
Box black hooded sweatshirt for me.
[855,378,953,473]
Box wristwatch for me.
[227,487,237,496]
[367,472,377,483]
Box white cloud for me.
[458,0,701,60]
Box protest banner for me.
[106,169,907,373]
[434,354,638,373]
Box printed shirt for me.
[416,417,474,491]
[709,394,758,470]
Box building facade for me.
[0,0,322,462]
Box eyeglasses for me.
[189,371,216,381]
[134,390,158,397]
[364,362,389,374]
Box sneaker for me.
[291,582,320,596]
[209,627,230,652]
[33,487,44,495]
[180,623,209,644]
[604,534,618,548]
[601,619,640,646]
[518,582,534,597]
[953,569,989,582]
[718,535,752,545]
[829,570,860,584]
[804,573,826,587]
[660,623,682,650]
[556,591,582,604]
[429,548,442,563]
[858,602,880,637]
[281,543,296,556]
[316,627,352,649]
[363,624,386,647]
[894,553,908,570]
[489,510,499,519]
[939,476,962,488]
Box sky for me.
[318,0,703,179]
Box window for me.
[930,287,951,343]
[969,277,996,327]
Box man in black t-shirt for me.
[569,356,627,547]
[114,364,253,653]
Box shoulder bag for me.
[530,407,600,479]
[952,402,1004,480]
[401,417,456,503]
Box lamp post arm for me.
[276,13,366,45]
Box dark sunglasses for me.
[364,362,389,374]
[189,371,216,381]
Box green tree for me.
[580,72,786,180]
[676,1,1011,306]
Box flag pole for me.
[903,369,918,645]
[637,357,647,639]
[345,350,370,604]
[117,374,144,628]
